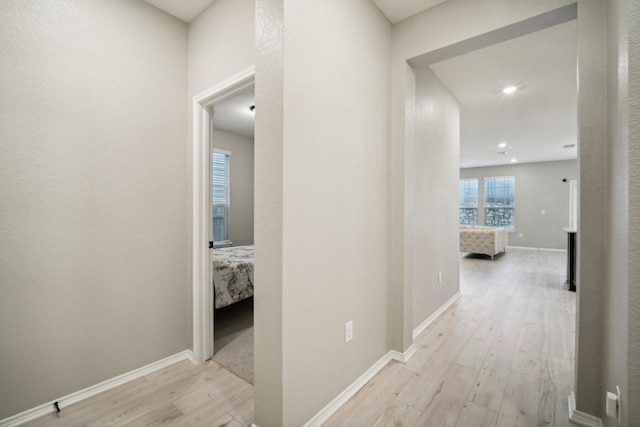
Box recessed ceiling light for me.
[511,158,518,163]
[503,86,518,94]
[498,142,508,148]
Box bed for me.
[212,245,254,309]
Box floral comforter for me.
[212,245,254,309]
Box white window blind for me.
[213,150,231,243]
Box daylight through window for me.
[484,176,515,228]
[459,179,478,225]
[213,150,231,243]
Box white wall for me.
[0,0,188,419]
[255,0,391,424]
[187,0,256,347]
[212,129,255,247]
[604,0,640,425]
[188,0,255,99]
[626,1,640,424]
[281,1,391,424]
[409,68,460,329]
[461,160,579,250]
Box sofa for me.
[459,225,508,259]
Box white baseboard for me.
[302,344,416,427]
[413,291,462,339]
[568,392,603,427]
[506,245,566,252]
[251,344,416,427]
[0,350,194,427]
[303,292,459,427]
[389,344,417,363]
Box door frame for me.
[192,66,255,364]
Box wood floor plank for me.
[227,397,255,426]
[495,371,540,427]
[511,321,544,378]
[323,361,416,427]
[370,400,423,427]
[455,401,499,427]
[538,352,573,427]
[400,358,477,412]
[412,392,464,427]
[468,366,510,412]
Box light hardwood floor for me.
[25,248,575,427]
[325,248,576,427]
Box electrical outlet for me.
[438,271,442,283]
[519,233,523,238]
[345,321,353,343]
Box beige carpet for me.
[212,297,254,384]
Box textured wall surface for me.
[604,0,629,424]
[574,0,607,414]
[186,0,255,353]
[212,129,255,247]
[0,0,188,419]
[409,68,460,329]
[254,0,284,424]
[461,160,579,250]
[626,0,639,425]
[188,0,255,99]
[279,1,391,425]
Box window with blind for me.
[484,176,515,228]
[459,179,479,225]
[212,150,231,244]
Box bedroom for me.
[209,87,256,384]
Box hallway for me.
[325,248,575,427]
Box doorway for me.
[192,67,255,365]
[209,86,255,384]
[402,3,581,422]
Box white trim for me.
[389,344,417,363]
[192,66,255,364]
[302,345,416,427]
[413,291,462,339]
[506,245,539,250]
[0,351,194,427]
[506,245,567,252]
[568,392,604,427]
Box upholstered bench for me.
[459,225,508,260]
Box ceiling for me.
[213,89,255,138]
[430,20,577,168]
[141,0,446,23]
[141,0,215,22]
[142,0,577,169]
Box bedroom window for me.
[484,176,515,228]
[213,149,231,244]
[459,178,478,225]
